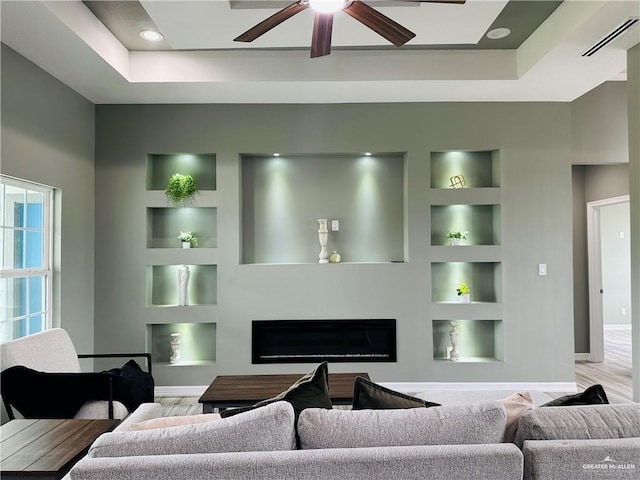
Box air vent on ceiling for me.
[582,17,639,57]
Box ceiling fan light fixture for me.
[308,0,349,14]
[486,27,511,40]
[139,30,164,42]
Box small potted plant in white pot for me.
[446,230,468,246]
[178,231,197,248]
[456,282,471,303]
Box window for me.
[0,176,53,342]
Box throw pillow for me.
[297,401,507,449]
[497,391,535,443]
[107,359,155,412]
[514,403,640,449]
[540,384,609,407]
[129,413,221,431]
[352,376,440,410]
[89,401,296,457]
[220,361,332,419]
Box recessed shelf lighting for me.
[273,153,280,157]
[139,30,164,42]
[486,28,511,40]
[365,152,372,156]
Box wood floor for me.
[157,327,634,416]
[575,326,633,400]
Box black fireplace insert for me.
[252,319,397,364]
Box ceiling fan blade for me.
[344,1,416,47]
[311,13,333,58]
[234,1,307,43]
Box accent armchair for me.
[1,328,152,423]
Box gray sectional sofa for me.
[68,394,640,480]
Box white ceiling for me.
[1,0,639,104]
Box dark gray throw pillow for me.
[352,376,440,410]
[540,384,609,407]
[220,361,332,419]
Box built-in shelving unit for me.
[144,153,219,371]
[429,150,503,363]
[146,207,217,248]
[432,320,503,362]
[146,264,217,306]
[147,322,217,366]
[241,153,406,264]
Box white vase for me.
[178,265,190,306]
[449,322,460,361]
[182,242,191,249]
[459,293,471,303]
[169,332,182,364]
[318,219,329,264]
[451,238,462,246]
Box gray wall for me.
[572,81,628,165]
[571,81,630,354]
[572,164,630,352]
[601,202,631,326]
[95,102,576,386]
[0,44,95,354]
[2,44,634,388]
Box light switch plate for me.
[331,220,339,231]
[538,264,547,276]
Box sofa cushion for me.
[89,401,296,457]
[498,392,535,443]
[297,401,507,449]
[540,384,609,407]
[352,376,440,410]
[514,403,640,448]
[219,362,332,419]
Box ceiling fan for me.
[234,0,466,58]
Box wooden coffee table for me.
[199,372,370,413]
[0,418,119,480]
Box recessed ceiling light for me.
[486,28,511,40]
[139,30,164,42]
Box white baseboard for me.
[155,385,208,397]
[604,324,632,330]
[378,382,577,394]
[575,353,590,361]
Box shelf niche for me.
[241,153,406,264]
[146,207,217,248]
[146,264,217,306]
[431,204,501,246]
[432,319,503,362]
[146,153,216,191]
[431,262,502,303]
[430,150,499,189]
[147,322,216,366]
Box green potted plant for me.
[178,231,197,248]
[446,230,468,246]
[456,282,471,303]
[165,173,197,206]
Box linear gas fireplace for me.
[252,319,397,364]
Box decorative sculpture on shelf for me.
[318,219,329,264]
[449,322,460,361]
[169,332,182,364]
[449,174,466,189]
[178,265,190,306]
